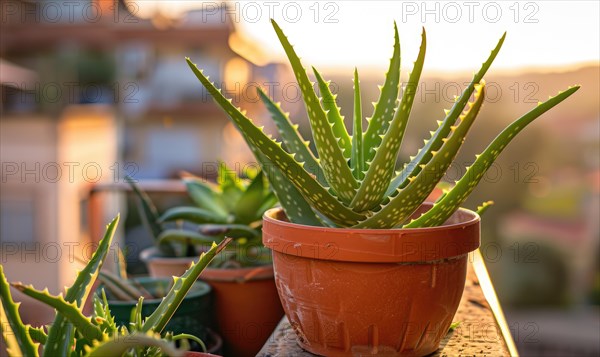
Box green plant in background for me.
[127,164,277,265]
[186,20,579,228]
[96,249,156,302]
[0,214,230,357]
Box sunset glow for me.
[130,1,599,71]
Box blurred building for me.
[0,0,287,325]
[1,72,117,323]
[1,0,289,176]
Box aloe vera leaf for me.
[270,19,358,203]
[186,58,365,226]
[351,68,365,179]
[98,270,151,301]
[217,162,244,211]
[256,191,278,218]
[475,201,494,216]
[449,321,461,331]
[187,60,323,226]
[0,265,39,357]
[157,229,217,246]
[132,297,144,331]
[183,177,229,219]
[12,284,104,342]
[27,326,47,345]
[257,87,327,186]
[234,170,267,223]
[94,290,116,332]
[126,177,176,257]
[97,275,136,301]
[92,295,117,336]
[92,293,105,319]
[385,32,506,197]
[312,66,352,159]
[159,206,226,224]
[362,22,401,165]
[171,333,206,353]
[257,151,324,226]
[404,85,579,228]
[198,224,259,239]
[352,28,427,212]
[142,239,231,333]
[85,332,184,357]
[125,177,162,239]
[356,82,486,228]
[43,215,118,357]
[115,249,128,280]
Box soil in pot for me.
[262,204,480,357]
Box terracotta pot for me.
[140,247,284,357]
[201,266,284,357]
[139,248,196,278]
[262,203,480,357]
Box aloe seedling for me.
[186,20,579,228]
[0,214,230,356]
[128,165,277,265]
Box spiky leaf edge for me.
[356,82,486,228]
[271,19,358,204]
[186,58,364,226]
[43,215,119,357]
[385,32,507,197]
[405,86,580,227]
[352,28,426,211]
[142,239,231,333]
[0,265,39,357]
[362,22,402,166]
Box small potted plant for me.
[96,251,222,354]
[0,215,230,357]
[131,166,283,356]
[186,20,579,356]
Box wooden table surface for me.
[257,251,518,356]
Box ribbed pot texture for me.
[262,203,480,357]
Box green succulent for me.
[0,215,230,357]
[127,164,277,264]
[186,20,579,228]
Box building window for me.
[0,197,35,245]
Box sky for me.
[132,1,599,71]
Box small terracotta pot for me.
[262,203,480,357]
[139,249,195,278]
[201,266,284,357]
[140,248,284,357]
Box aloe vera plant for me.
[0,214,230,357]
[186,20,579,228]
[128,165,277,265]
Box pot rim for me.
[200,263,274,283]
[140,246,274,282]
[139,246,200,264]
[101,277,211,306]
[262,203,480,263]
[263,203,480,233]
